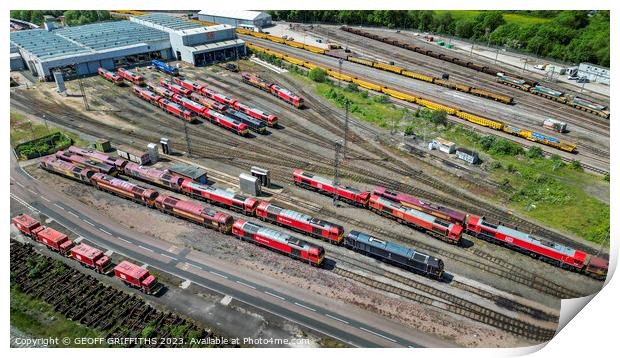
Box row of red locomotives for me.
[241,72,304,108]
[132,86,195,122]
[173,77,278,126]
[39,157,325,266]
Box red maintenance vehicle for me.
[40,157,95,184]
[160,79,191,96]
[234,102,278,127]
[70,243,112,274]
[372,186,467,225]
[67,146,128,170]
[122,162,185,192]
[90,173,160,207]
[181,179,257,216]
[117,68,144,86]
[172,77,204,92]
[12,213,43,238]
[154,194,234,233]
[232,219,325,266]
[369,194,463,245]
[241,72,304,108]
[202,109,248,136]
[255,202,344,245]
[466,216,609,279]
[114,260,159,295]
[55,150,117,175]
[171,94,208,116]
[147,82,175,98]
[98,67,123,85]
[36,227,74,256]
[190,92,227,112]
[292,169,370,206]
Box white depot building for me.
[197,10,272,31]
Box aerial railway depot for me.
[10,10,610,349]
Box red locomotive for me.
[369,194,463,244]
[132,86,195,122]
[241,72,304,108]
[122,162,185,192]
[154,194,234,233]
[91,173,159,207]
[190,92,227,112]
[466,216,608,279]
[40,157,95,183]
[67,146,128,170]
[235,102,278,127]
[172,77,204,92]
[147,82,175,98]
[181,179,257,216]
[55,150,116,175]
[12,214,74,255]
[114,260,159,295]
[70,243,112,274]
[117,68,144,86]
[207,90,239,108]
[97,67,123,85]
[293,169,369,206]
[232,219,325,266]
[373,186,466,225]
[158,98,195,122]
[160,79,191,96]
[202,109,249,136]
[255,202,344,245]
[132,85,162,103]
[172,94,208,116]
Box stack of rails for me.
[340,26,610,118]
[246,42,577,153]
[292,169,608,279]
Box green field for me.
[10,111,88,148]
[434,10,552,25]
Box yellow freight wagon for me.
[353,78,383,92]
[348,57,374,67]
[457,111,504,130]
[382,88,417,102]
[373,62,403,74]
[402,71,434,83]
[416,99,457,115]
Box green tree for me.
[308,68,327,83]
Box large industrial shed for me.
[10,13,246,80]
[197,10,272,31]
[131,13,246,66]
[10,21,171,81]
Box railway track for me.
[11,81,601,294]
[333,266,556,342]
[10,240,227,347]
[311,26,610,136]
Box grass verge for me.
[10,111,88,148]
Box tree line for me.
[268,10,609,67]
[10,10,111,27]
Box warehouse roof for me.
[197,10,271,21]
[134,13,205,31]
[54,21,168,51]
[10,21,169,61]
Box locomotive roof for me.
[185,181,247,202]
[13,213,40,228]
[160,195,219,218]
[71,243,103,260]
[296,170,362,194]
[349,231,436,263]
[242,221,314,250]
[374,195,450,227]
[226,109,264,126]
[266,204,342,230]
[476,217,579,258]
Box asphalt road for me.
[9,153,454,348]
